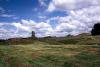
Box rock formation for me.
[31,31,36,39]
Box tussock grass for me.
[0,44,100,67]
[0,35,100,67]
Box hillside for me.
[0,35,100,45]
[0,41,100,67]
[0,35,100,67]
[39,35,100,45]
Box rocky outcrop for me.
[31,31,36,39]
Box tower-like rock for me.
[31,31,36,39]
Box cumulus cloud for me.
[0,20,34,39]
[1,0,100,39]
[46,0,100,36]
[47,0,100,12]
[34,22,54,37]
[0,20,54,39]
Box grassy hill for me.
[1,35,100,45]
[0,43,100,67]
[0,35,100,67]
[40,35,100,45]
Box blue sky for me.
[0,0,47,22]
[0,0,100,39]
[0,0,67,22]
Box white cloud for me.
[38,15,46,19]
[35,22,51,28]
[0,14,18,19]
[21,19,36,26]
[56,23,77,32]
[46,0,100,36]
[38,0,47,6]
[53,6,100,35]
[0,20,54,39]
[16,20,54,38]
[34,22,54,37]
[0,14,14,17]
[47,0,100,12]
[12,22,31,32]
[0,14,13,17]
[47,3,55,12]
[1,0,100,39]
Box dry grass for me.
[0,43,100,67]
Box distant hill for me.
[77,33,90,36]
[0,31,37,45]
[0,32,100,45]
[39,34,100,45]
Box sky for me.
[0,0,100,39]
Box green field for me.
[0,41,100,67]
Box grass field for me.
[0,41,100,67]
